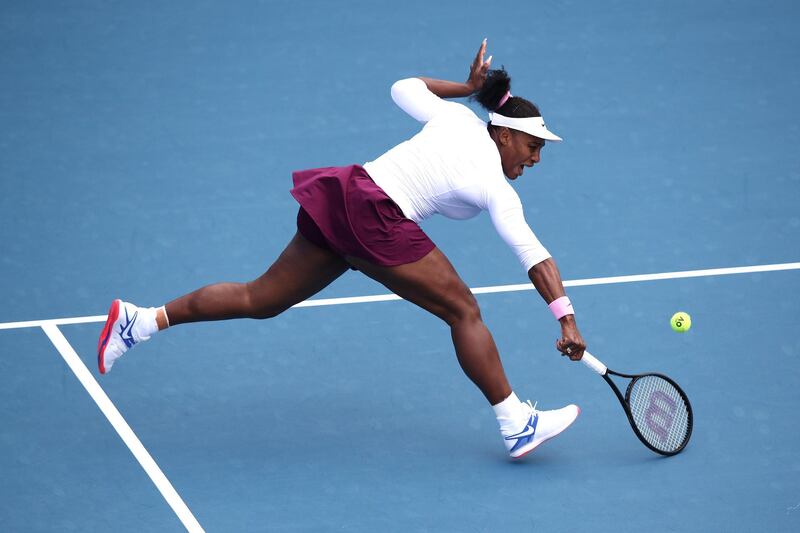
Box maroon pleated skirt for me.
[290,165,435,266]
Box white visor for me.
[488,112,562,142]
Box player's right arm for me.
[528,259,586,361]
[481,181,586,361]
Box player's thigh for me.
[347,247,479,325]
[246,232,349,315]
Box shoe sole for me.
[97,299,121,375]
[511,405,581,460]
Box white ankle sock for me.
[132,306,159,341]
[493,392,527,434]
[159,305,170,328]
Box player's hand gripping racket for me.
[580,351,693,455]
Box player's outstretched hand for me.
[466,38,493,93]
[557,319,586,361]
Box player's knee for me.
[459,293,483,323]
[250,298,292,319]
[244,282,289,319]
[250,305,284,320]
[443,290,482,327]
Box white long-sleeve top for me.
[363,77,551,272]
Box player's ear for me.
[499,127,513,146]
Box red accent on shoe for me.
[97,299,121,375]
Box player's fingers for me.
[474,38,486,63]
[557,338,582,360]
[570,347,584,361]
[556,338,572,357]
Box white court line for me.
[41,324,205,533]
[1,261,798,331]
[10,260,800,531]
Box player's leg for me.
[347,247,511,405]
[348,248,579,458]
[165,231,348,325]
[98,231,348,373]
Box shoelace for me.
[525,400,538,416]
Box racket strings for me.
[627,375,690,452]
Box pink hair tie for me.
[496,90,512,110]
[548,296,574,320]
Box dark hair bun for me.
[472,68,511,111]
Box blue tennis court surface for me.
[2,1,799,531]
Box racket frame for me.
[581,351,693,456]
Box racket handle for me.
[581,351,608,375]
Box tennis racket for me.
[580,350,693,456]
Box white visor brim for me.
[488,112,562,142]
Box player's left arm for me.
[418,38,492,98]
[394,39,491,122]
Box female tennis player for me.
[98,40,587,459]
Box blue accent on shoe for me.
[118,308,138,349]
[505,412,539,454]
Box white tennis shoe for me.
[503,401,580,459]
[97,299,152,374]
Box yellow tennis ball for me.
[670,312,692,332]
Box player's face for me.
[498,129,544,180]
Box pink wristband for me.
[548,296,574,320]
